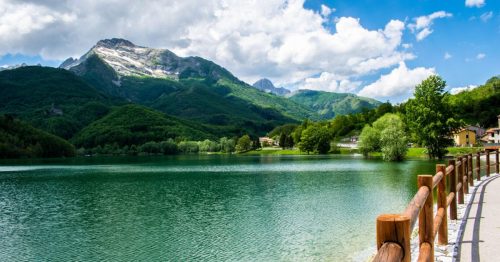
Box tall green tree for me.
[358,113,407,161]
[405,75,459,159]
[380,125,407,161]
[235,135,252,152]
[298,124,331,154]
[358,125,380,156]
[220,137,235,153]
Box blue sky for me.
[0,0,498,102]
[304,0,498,90]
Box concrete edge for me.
[452,173,500,262]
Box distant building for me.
[484,115,500,150]
[48,103,63,116]
[484,128,500,144]
[466,125,486,141]
[453,126,486,146]
[453,128,476,147]
[259,137,276,147]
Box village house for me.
[453,127,476,147]
[483,115,500,150]
[259,137,277,147]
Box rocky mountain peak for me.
[60,38,239,84]
[253,78,290,96]
[96,38,137,48]
[253,78,275,89]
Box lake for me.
[0,154,439,261]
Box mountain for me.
[252,78,290,96]
[0,115,75,158]
[60,38,242,90]
[0,63,40,71]
[71,104,214,148]
[289,89,382,119]
[0,66,118,139]
[61,38,316,136]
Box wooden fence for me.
[373,149,500,262]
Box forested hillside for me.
[289,89,382,119]
[0,115,75,158]
[449,76,500,127]
[0,66,118,139]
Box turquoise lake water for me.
[0,155,439,261]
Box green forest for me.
[0,63,498,159]
[0,115,75,158]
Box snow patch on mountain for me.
[60,38,180,79]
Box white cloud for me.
[296,72,360,93]
[409,11,452,41]
[449,85,478,94]
[358,62,435,101]
[0,0,415,99]
[480,11,493,22]
[444,52,452,59]
[320,4,335,17]
[476,53,486,59]
[465,0,485,8]
[402,43,412,49]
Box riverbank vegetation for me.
[359,113,408,161]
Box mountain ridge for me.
[289,89,382,119]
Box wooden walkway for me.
[457,173,500,262]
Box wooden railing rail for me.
[373,149,499,262]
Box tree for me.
[235,135,252,152]
[220,137,235,153]
[358,125,380,156]
[380,125,407,161]
[298,124,331,154]
[405,75,459,159]
[279,133,286,149]
[177,141,199,153]
[358,113,408,161]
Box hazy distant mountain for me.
[0,63,40,71]
[252,78,290,96]
[289,89,382,119]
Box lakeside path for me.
[456,173,500,262]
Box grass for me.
[242,146,485,158]
[406,147,484,158]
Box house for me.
[483,114,500,150]
[259,137,276,147]
[453,128,476,147]
[484,128,500,144]
[47,103,63,116]
[466,125,486,141]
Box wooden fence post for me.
[496,149,499,174]
[462,156,469,194]
[448,160,457,220]
[476,152,481,181]
[468,154,474,187]
[418,175,434,262]
[457,157,464,204]
[376,214,411,262]
[436,164,448,245]
[486,150,490,177]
